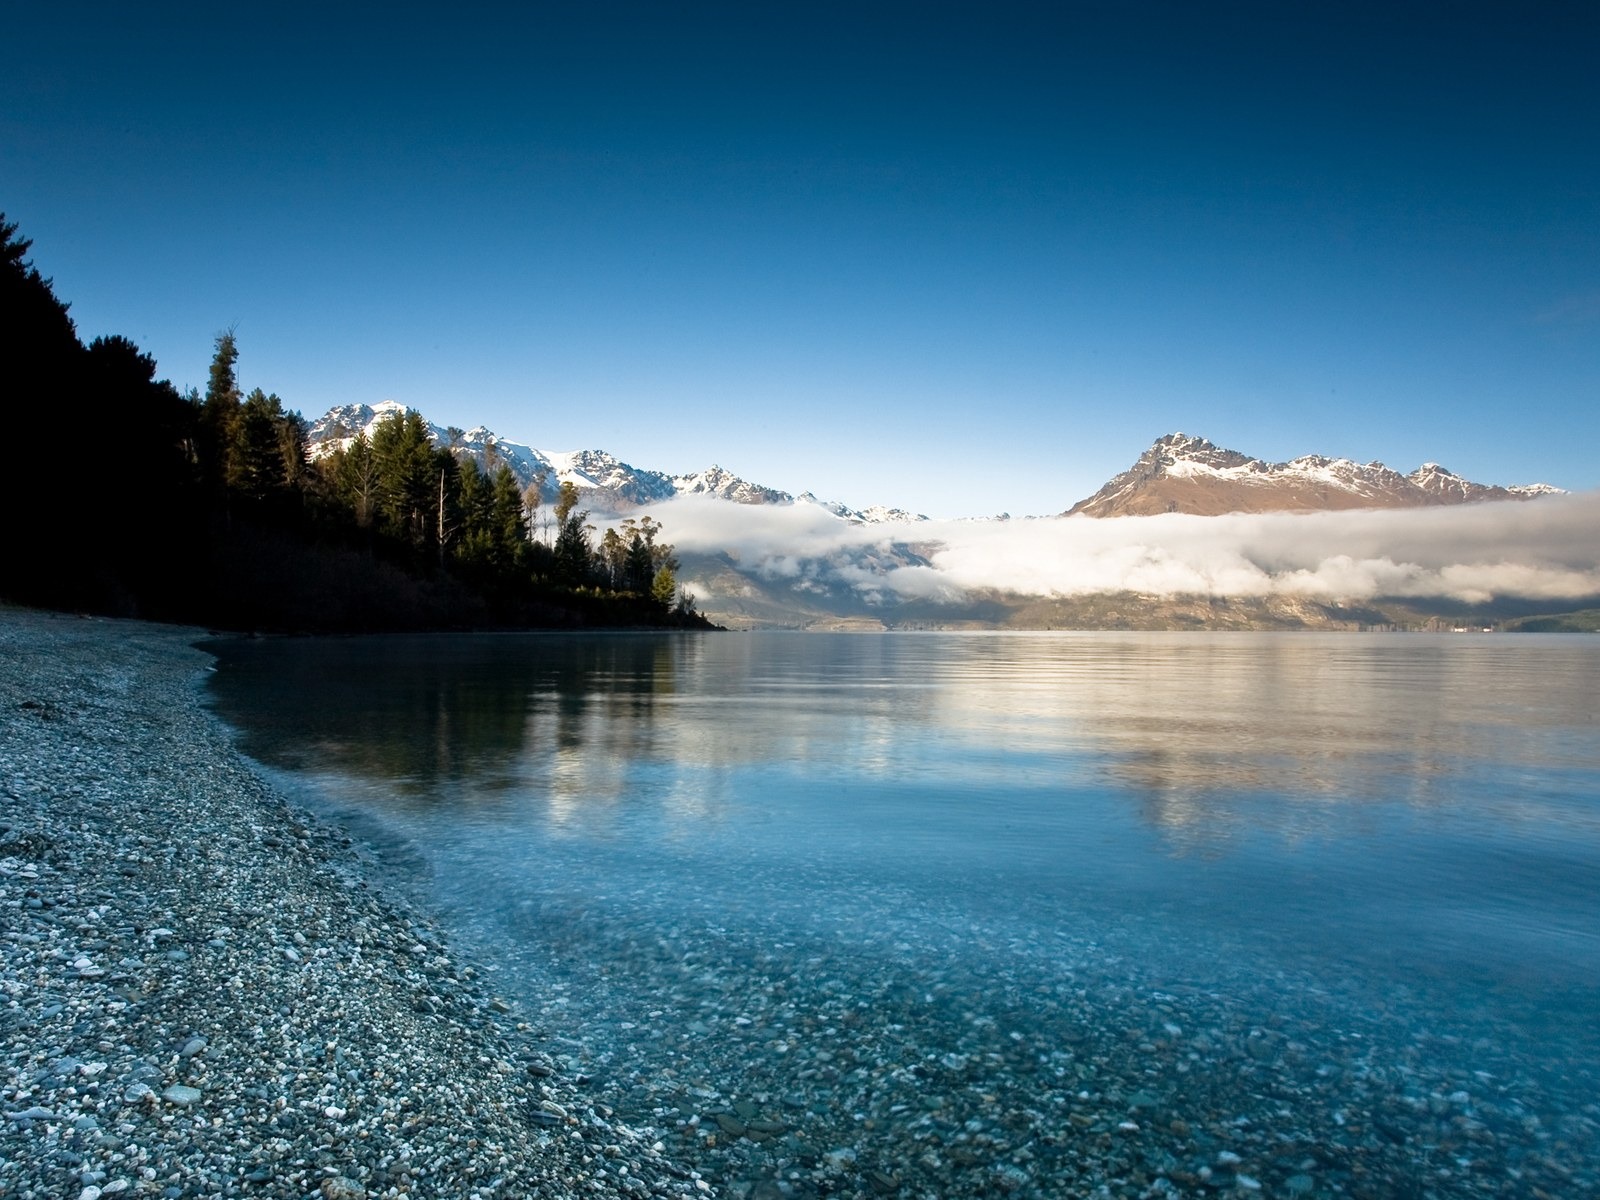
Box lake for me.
[206,631,1600,1199]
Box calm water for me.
[208,632,1600,1198]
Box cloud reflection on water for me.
[209,632,1600,855]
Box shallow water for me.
[208,631,1600,1198]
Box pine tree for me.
[0,214,79,370]
[455,457,491,545]
[278,410,309,491]
[488,466,526,571]
[624,531,655,594]
[200,330,242,489]
[335,433,379,527]
[206,331,240,407]
[553,508,595,588]
[228,388,289,501]
[371,409,437,548]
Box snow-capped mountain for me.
[795,493,930,523]
[305,401,920,522]
[1065,433,1563,518]
[543,450,677,507]
[670,465,793,506]
[309,403,558,496]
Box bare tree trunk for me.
[437,468,447,568]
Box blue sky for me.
[5,2,1596,516]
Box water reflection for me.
[206,631,1600,1197]
[212,633,693,792]
[209,632,1600,854]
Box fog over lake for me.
[640,492,1600,606]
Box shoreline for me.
[0,607,696,1199]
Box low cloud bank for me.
[632,493,1600,606]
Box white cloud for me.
[624,493,1600,605]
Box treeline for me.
[0,213,711,632]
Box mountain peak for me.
[671,466,793,506]
[1068,434,1562,518]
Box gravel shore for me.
[0,607,701,1200]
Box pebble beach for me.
[0,608,698,1200]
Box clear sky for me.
[5,1,1596,517]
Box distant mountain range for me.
[306,402,927,523]
[1065,432,1562,517]
[309,404,1559,524]
[304,406,1582,629]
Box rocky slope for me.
[1066,433,1562,517]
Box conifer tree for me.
[0,214,79,370]
[229,388,289,501]
[371,409,437,548]
[624,531,655,594]
[455,457,491,545]
[335,433,379,527]
[553,507,595,587]
[487,466,526,570]
[201,330,242,489]
[278,411,309,491]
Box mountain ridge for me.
[306,405,1562,525]
[1064,432,1562,518]
[306,401,925,524]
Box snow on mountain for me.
[455,426,551,489]
[1507,483,1567,498]
[304,402,917,521]
[1407,461,1521,504]
[309,402,558,497]
[795,492,930,524]
[856,505,929,524]
[306,401,418,450]
[670,465,793,506]
[543,450,677,507]
[1066,433,1563,518]
[307,408,1561,526]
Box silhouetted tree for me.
[0,213,713,631]
[229,388,290,501]
[553,508,595,587]
[200,330,242,491]
[0,213,78,378]
[624,530,655,593]
[488,466,526,570]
